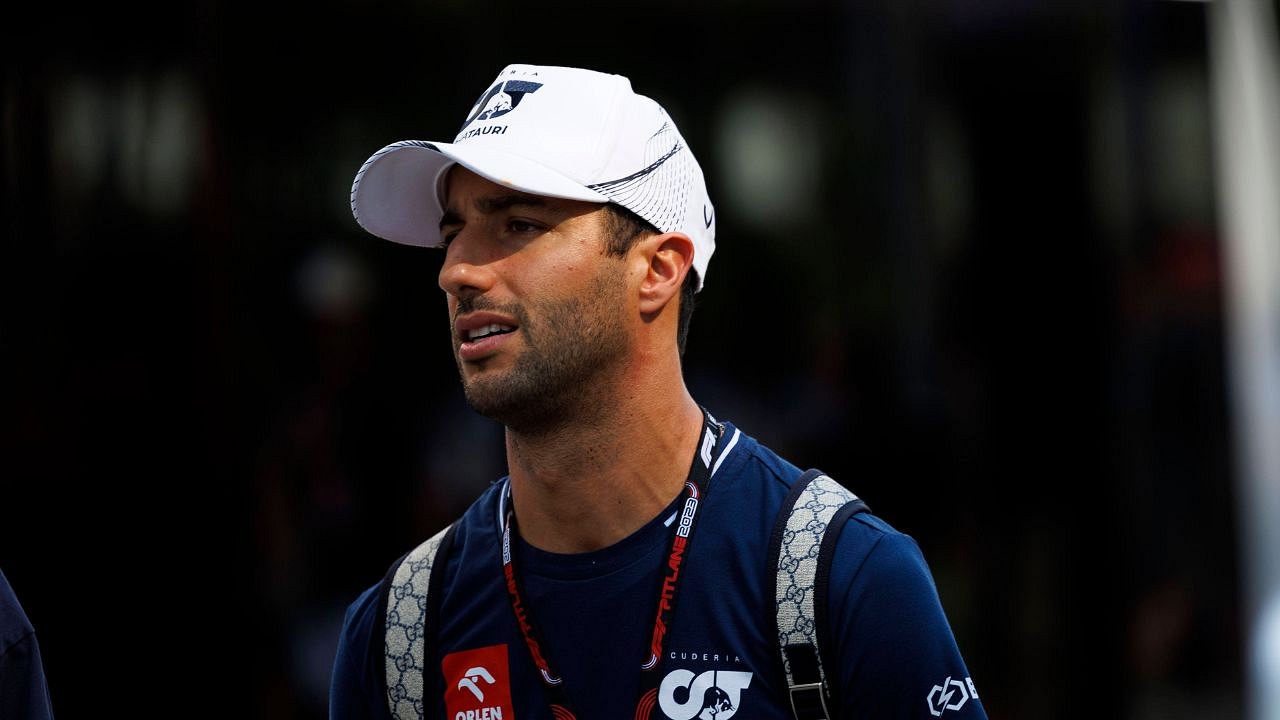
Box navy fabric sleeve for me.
[0,633,54,720]
[830,519,987,718]
[0,570,54,720]
[330,583,385,720]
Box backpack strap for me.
[769,469,870,720]
[381,522,456,720]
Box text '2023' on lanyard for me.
[498,410,733,720]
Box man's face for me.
[437,167,633,432]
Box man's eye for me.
[509,219,540,233]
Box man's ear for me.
[636,232,695,317]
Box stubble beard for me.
[453,270,630,435]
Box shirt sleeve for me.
[0,571,54,720]
[330,583,385,720]
[829,520,987,719]
[0,632,55,720]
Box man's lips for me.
[458,329,518,362]
[454,312,520,362]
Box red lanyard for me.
[499,413,725,720]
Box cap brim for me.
[350,140,609,247]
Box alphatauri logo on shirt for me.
[658,669,753,720]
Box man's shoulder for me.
[331,480,508,718]
[435,478,506,543]
[710,421,803,494]
[715,420,906,563]
[713,421,867,513]
[338,479,506,637]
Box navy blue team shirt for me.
[331,418,986,719]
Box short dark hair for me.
[602,204,698,356]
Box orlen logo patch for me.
[443,644,514,720]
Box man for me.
[331,64,986,720]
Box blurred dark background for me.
[1,0,1252,717]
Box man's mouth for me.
[467,323,516,342]
[453,309,522,363]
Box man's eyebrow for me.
[440,194,552,232]
[474,194,550,214]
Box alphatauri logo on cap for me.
[456,79,544,138]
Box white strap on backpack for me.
[770,469,869,720]
[382,523,453,720]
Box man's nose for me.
[437,235,498,299]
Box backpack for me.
[375,469,867,720]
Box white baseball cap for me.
[349,64,716,290]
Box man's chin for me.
[463,389,531,429]
[461,376,575,433]
[456,353,508,381]
[460,373,519,416]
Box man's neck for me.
[504,391,704,554]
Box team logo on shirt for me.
[926,676,978,716]
[656,669,753,720]
[443,645,514,719]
